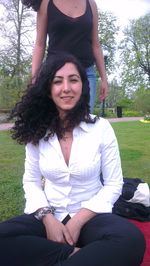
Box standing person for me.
[22,0,108,112]
[0,52,145,266]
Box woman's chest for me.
[47,0,92,34]
[53,0,86,18]
[59,137,73,166]
[38,135,102,182]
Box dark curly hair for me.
[10,52,97,145]
[21,0,42,11]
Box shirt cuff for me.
[81,198,113,213]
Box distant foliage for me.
[98,11,119,74]
[134,88,150,114]
[123,110,143,117]
[119,13,150,93]
[0,76,28,109]
[0,0,33,108]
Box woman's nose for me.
[63,80,71,92]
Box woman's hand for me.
[66,208,97,244]
[99,79,108,101]
[43,214,74,245]
[65,216,82,244]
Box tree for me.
[0,0,35,109]
[97,11,119,116]
[106,79,125,108]
[98,11,119,74]
[119,13,150,93]
[134,88,150,114]
[0,0,35,78]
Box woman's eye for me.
[70,79,78,83]
[53,80,62,84]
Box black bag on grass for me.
[112,177,150,221]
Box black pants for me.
[0,213,145,266]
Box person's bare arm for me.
[32,0,49,80]
[89,0,108,101]
[66,208,96,244]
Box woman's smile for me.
[60,95,74,103]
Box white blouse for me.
[23,117,123,221]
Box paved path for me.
[0,117,144,131]
[108,116,144,123]
[0,123,14,131]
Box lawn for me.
[0,120,150,221]
[111,121,150,184]
[0,131,25,221]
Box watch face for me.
[34,206,55,220]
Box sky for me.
[94,0,150,79]
[0,0,149,49]
[0,0,149,29]
[95,0,150,46]
[95,0,150,28]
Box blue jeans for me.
[86,65,97,113]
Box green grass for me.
[111,121,150,184]
[0,121,150,221]
[0,131,25,221]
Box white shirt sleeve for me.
[81,120,123,213]
[23,143,49,214]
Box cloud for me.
[95,0,150,27]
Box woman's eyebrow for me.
[69,74,80,78]
[54,74,80,79]
[53,76,62,79]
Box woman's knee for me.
[0,214,45,238]
[122,220,146,256]
[96,214,145,264]
[108,217,145,266]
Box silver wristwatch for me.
[34,206,55,221]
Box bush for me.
[0,75,29,110]
[93,107,101,116]
[144,114,150,121]
[93,107,117,118]
[134,89,150,114]
[123,110,143,117]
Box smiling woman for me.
[10,51,92,143]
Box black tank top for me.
[47,0,95,67]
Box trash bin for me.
[116,106,122,118]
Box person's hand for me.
[43,214,74,245]
[65,209,97,244]
[99,79,108,101]
[65,216,83,244]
